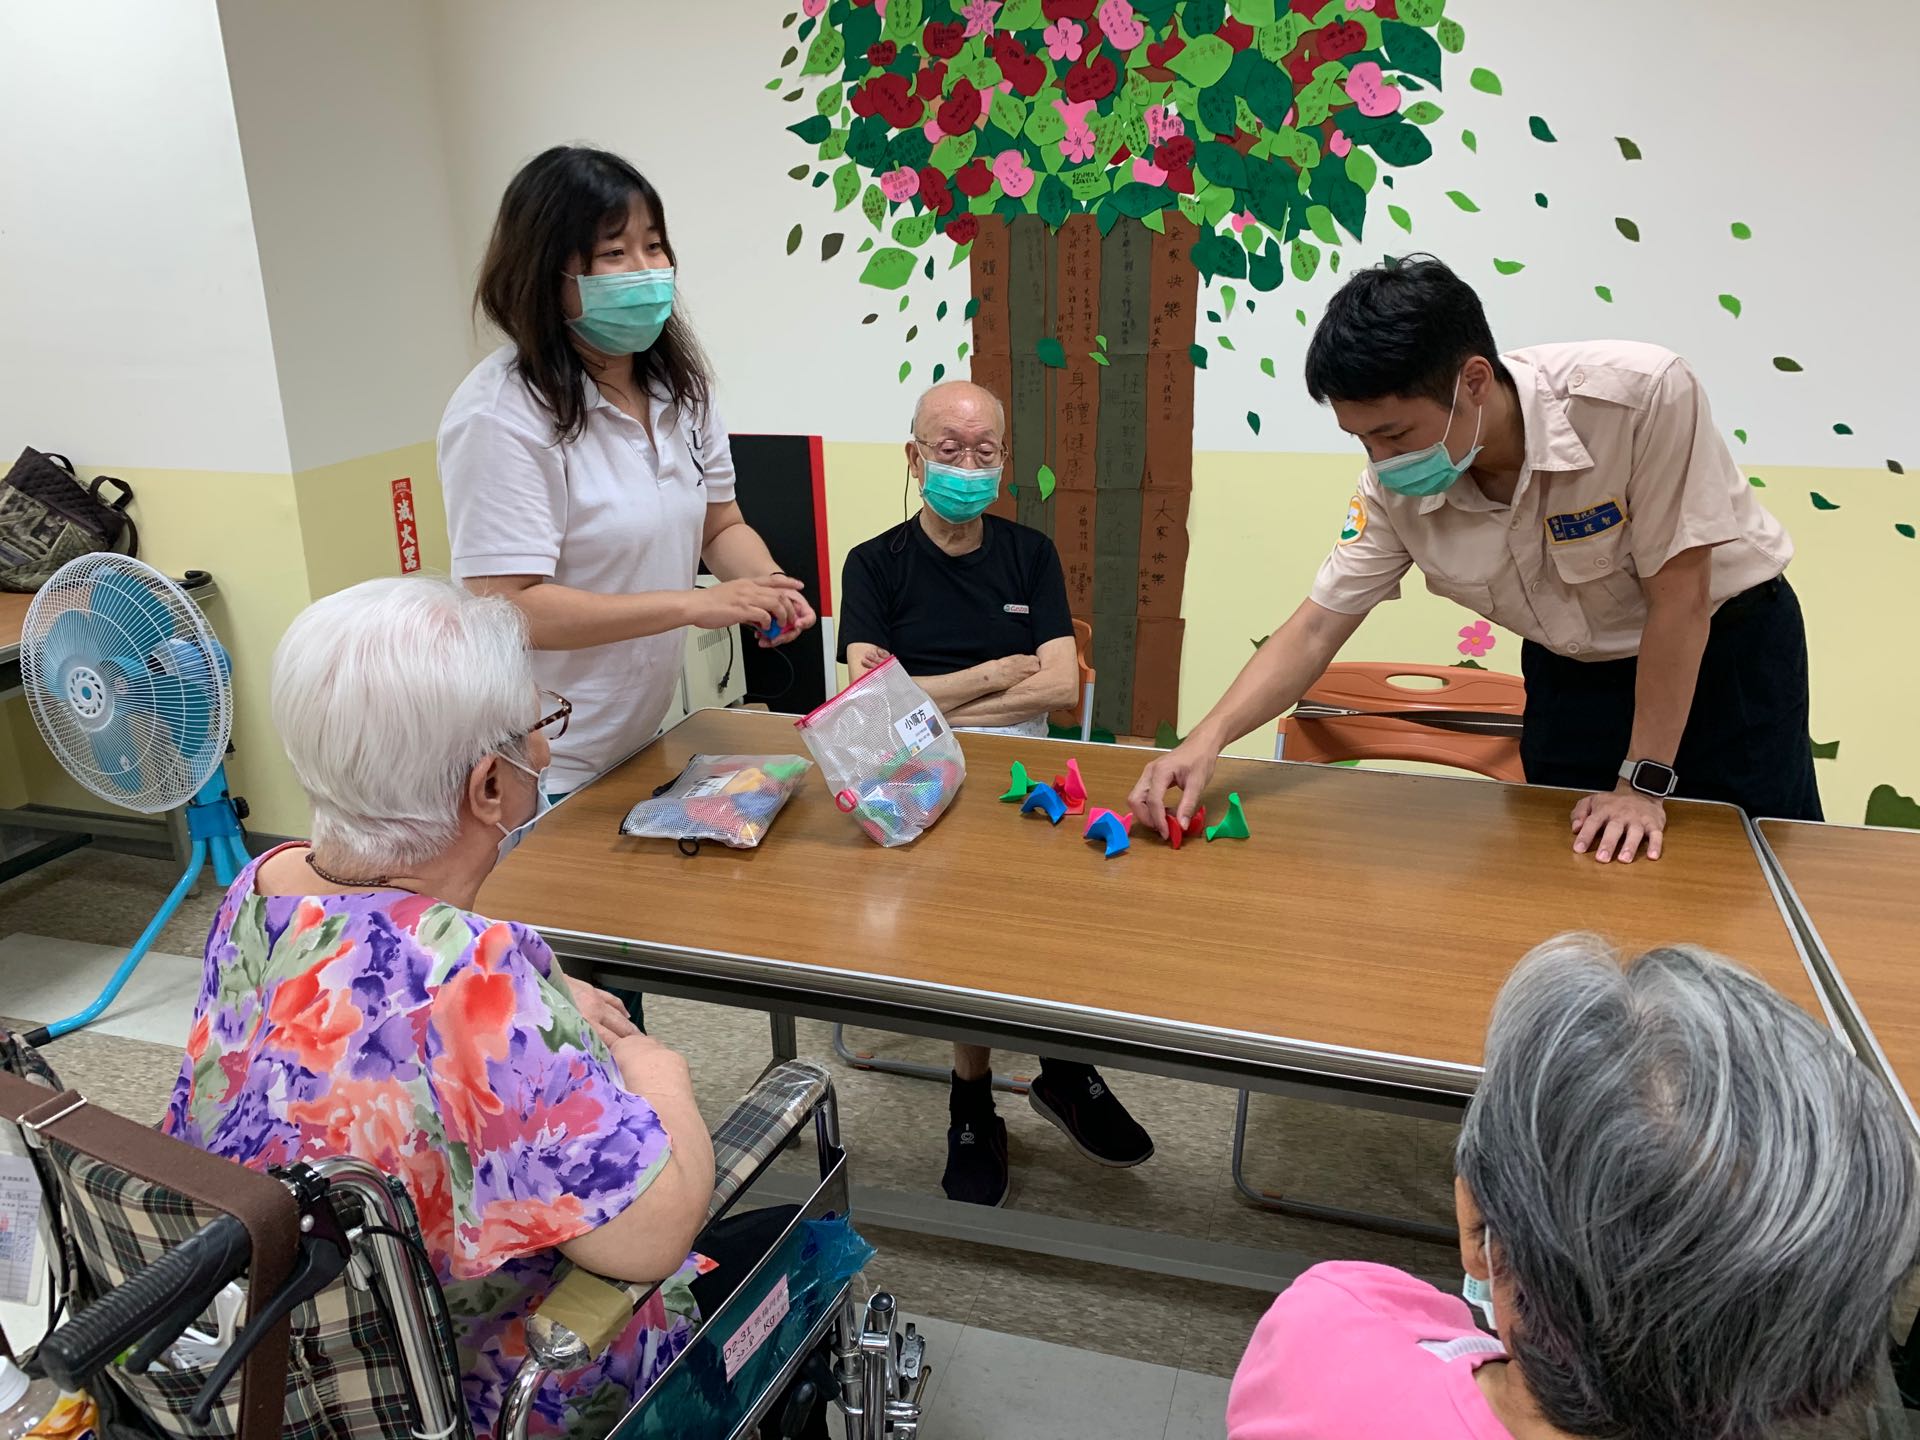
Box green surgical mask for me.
[921,460,1003,523]
[568,267,674,355]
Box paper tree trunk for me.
[968,214,1195,740]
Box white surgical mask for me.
[494,753,552,864]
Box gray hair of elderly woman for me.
[271,577,534,873]
[1456,934,1920,1440]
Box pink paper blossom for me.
[1328,129,1352,158]
[802,0,827,13]
[1043,17,1085,62]
[879,167,922,203]
[961,0,1002,38]
[1061,128,1096,163]
[1144,103,1185,146]
[1457,620,1497,658]
[1344,61,1401,117]
[992,150,1035,198]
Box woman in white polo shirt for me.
[439,145,814,796]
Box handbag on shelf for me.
[0,446,139,592]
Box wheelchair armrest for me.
[512,1061,835,1407]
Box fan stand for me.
[24,765,248,1047]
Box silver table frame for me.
[522,715,1841,1294]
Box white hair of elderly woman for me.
[271,576,535,873]
[1456,933,1920,1440]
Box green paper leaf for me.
[1221,284,1237,318]
[1036,336,1066,368]
[1290,238,1320,281]
[1256,14,1313,63]
[1528,115,1555,142]
[964,297,981,320]
[1234,0,1278,23]
[958,340,970,358]
[1437,17,1465,52]
[821,232,844,261]
[1036,174,1071,229]
[1218,334,1236,349]
[858,246,917,289]
[930,132,979,175]
[1811,739,1842,760]
[1460,129,1477,153]
[1730,221,1752,240]
[785,223,803,256]
[787,114,833,144]
[990,90,1028,138]
[1091,352,1109,366]
[1615,136,1642,160]
[833,162,860,211]
[862,183,887,232]
[1733,429,1748,443]
[1866,784,1920,830]
[1024,103,1066,149]
[819,127,850,160]
[1594,285,1613,302]
[1192,230,1248,282]
[900,291,912,309]
[1345,148,1378,191]
[881,0,921,45]
[1064,166,1110,202]
[1189,343,1209,369]
[816,83,844,117]
[1248,237,1286,291]
[1296,308,1307,324]
[1453,657,1485,670]
[1364,119,1433,167]
[1469,66,1502,95]
[1403,100,1443,125]
[1832,422,1852,435]
[1897,525,1916,540]
[766,79,782,91]
[1243,57,1295,130]
[1305,203,1340,246]
[800,24,843,73]
[906,324,919,342]
[1891,459,1908,475]
[1260,356,1276,377]
[1445,190,1479,213]
[1379,21,1443,87]
[1002,0,1043,23]
[1534,192,1548,208]
[1295,67,1348,128]
[898,360,912,382]
[788,163,809,180]
[891,212,936,247]
[1387,203,1412,233]
[1747,475,1765,487]
[1810,491,1839,510]
[936,300,948,321]
[1773,356,1803,372]
[1395,0,1444,22]
[1246,410,1262,435]
[1493,258,1525,275]
[1196,141,1251,192]
[1037,464,1057,501]
[1168,34,1235,88]
[1108,181,1180,219]
[1717,293,1741,318]
[1614,216,1640,242]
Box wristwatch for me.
[1618,759,1678,799]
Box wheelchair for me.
[0,1031,928,1439]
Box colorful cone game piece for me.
[1205,792,1250,842]
[1083,807,1134,835]
[1084,810,1131,858]
[1020,783,1067,825]
[999,761,1036,802]
[1167,806,1205,851]
[1055,759,1088,816]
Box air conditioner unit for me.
[676,576,747,719]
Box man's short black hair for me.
[1303,255,1504,407]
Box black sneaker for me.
[1028,1061,1154,1168]
[942,1112,1010,1206]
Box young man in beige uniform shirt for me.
[1131,257,1818,864]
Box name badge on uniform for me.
[1003,603,1030,614]
[1545,499,1625,543]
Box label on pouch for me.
[894,703,944,757]
[0,1152,45,1304]
[723,1273,791,1381]
[684,773,735,799]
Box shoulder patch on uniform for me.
[1338,494,1368,545]
[1545,498,1625,543]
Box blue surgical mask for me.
[1370,372,1484,497]
[568,267,674,355]
[1463,1225,1498,1329]
[921,460,1004,523]
[494,753,553,864]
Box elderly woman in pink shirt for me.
[1228,935,1918,1440]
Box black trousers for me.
[1518,576,1823,822]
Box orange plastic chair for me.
[1049,618,1097,742]
[1275,661,1526,782]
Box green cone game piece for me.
[999,761,1035,802]
[1205,792,1250,842]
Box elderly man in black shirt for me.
[839,380,1155,1206]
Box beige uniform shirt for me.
[1310,341,1793,661]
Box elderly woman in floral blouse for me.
[163,577,715,1438]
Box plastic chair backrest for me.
[1279,661,1526,782]
[1049,618,1097,732]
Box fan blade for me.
[89,568,177,658]
[85,712,145,794]
[119,673,214,763]
[38,609,107,677]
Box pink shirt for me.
[1227,1263,1516,1440]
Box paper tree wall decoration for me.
[777,0,1462,736]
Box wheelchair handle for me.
[38,1213,250,1390]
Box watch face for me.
[1633,761,1678,797]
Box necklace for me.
[306,850,402,890]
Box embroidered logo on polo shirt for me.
[1337,494,1367,545]
[1545,499,1625,543]
[1003,603,1030,614]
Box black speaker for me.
[726,434,829,715]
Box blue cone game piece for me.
[1020,782,1067,825]
[1084,810,1131,858]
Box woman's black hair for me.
[476,145,712,442]
[1304,254,1510,407]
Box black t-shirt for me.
[838,515,1074,675]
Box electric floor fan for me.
[15,554,247,1044]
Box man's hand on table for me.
[1128,735,1221,840]
[1571,784,1666,865]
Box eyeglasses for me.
[530,690,571,741]
[914,437,1005,468]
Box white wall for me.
[0,0,289,474]
[421,0,1917,467]
[217,0,474,471]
